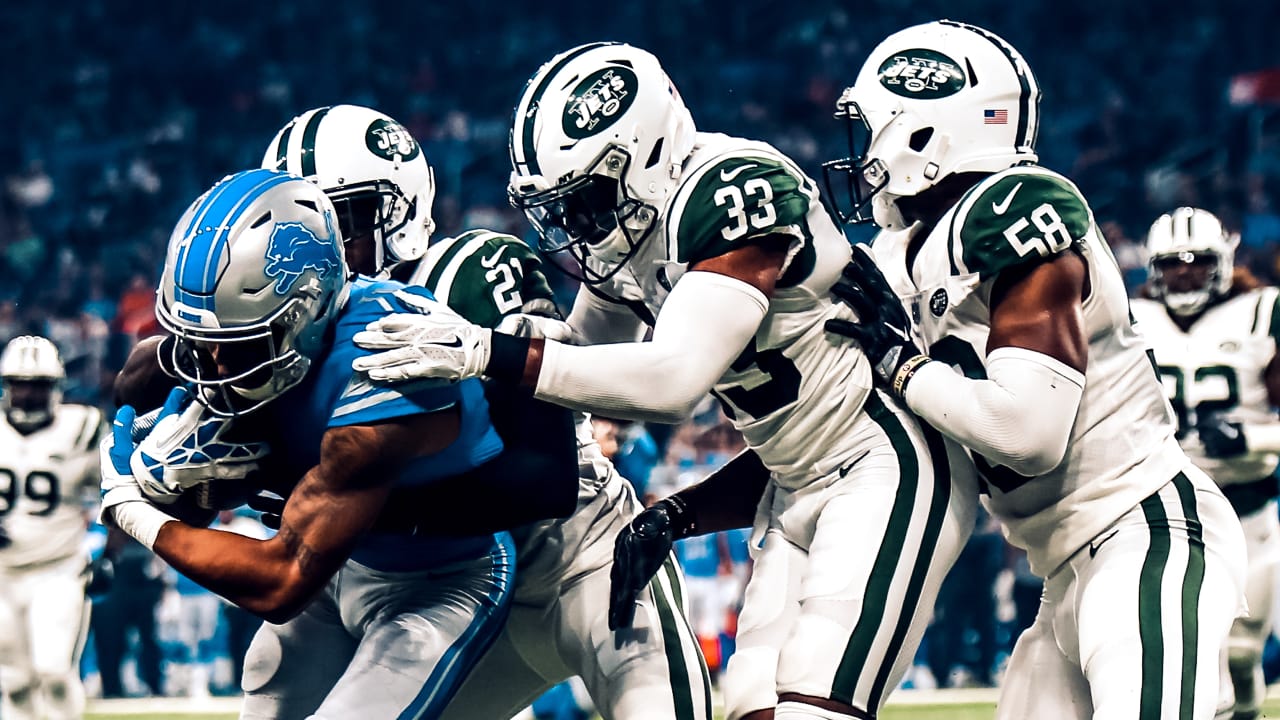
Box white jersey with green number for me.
[873,165,1184,576]
[1131,289,1280,487]
[591,132,868,486]
[0,403,103,570]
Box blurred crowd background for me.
[4,0,1280,707]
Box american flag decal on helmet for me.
[983,109,1009,125]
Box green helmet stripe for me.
[299,106,332,178]
[940,20,1037,151]
[514,42,614,176]
[273,121,295,172]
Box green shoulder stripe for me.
[1267,291,1280,345]
[673,155,810,265]
[412,231,554,329]
[956,170,1091,281]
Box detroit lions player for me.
[0,335,103,720]
[821,21,1247,719]
[1131,208,1279,720]
[264,104,711,720]
[99,169,515,720]
[352,43,977,720]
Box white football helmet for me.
[823,20,1041,230]
[0,335,64,432]
[263,104,435,275]
[1146,207,1237,317]
[156,169,349,416]
[508,42,696,284]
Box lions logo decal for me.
[366,118,420,161]
[264,211,340,294]
[878,49,966,99]
[562,66,638,139]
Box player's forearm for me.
[152,523,322,623]
[516,272,767,424]
[673,449,769,535]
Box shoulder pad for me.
[952,167,1092,281]
[668,149,815,265]
[411,230,553,329]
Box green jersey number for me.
[712,337,800,420]
[715,179,777,241]
[480,249,523,315]
[1003,203,1073,258]
[0,468,62,517]
[928,336,1036,493]
[1156,364,1239,437]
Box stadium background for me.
[3,0,1280,718]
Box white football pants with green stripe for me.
[995,469,1247,720]
[238,535,514,720]
[440,471,713,720]
[721,390,979,719]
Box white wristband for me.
[110,502,174,551]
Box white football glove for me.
[495,312,575,343]
[131,387,270,504]
[353,304,492,382]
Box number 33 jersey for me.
[1131,288,1280,487]
[590,132,870,486]
[872,165,1183,576]
[0,403,103,570]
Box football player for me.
[820,21,1248,719]
[1130,208,1280,720]
[100,169,516,720]
[265,104,711,720]
[351,43,978,720]
[0,335,104,720]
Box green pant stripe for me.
[1172,473,1205,720]
[1139,490,1172,720]
[832,391,922,704]
[664,561,713,720]
[651,558,699,720]
[865,414,952,709]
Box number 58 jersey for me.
[872,165,1183,577]
[590,132,870,486]
[0,404,103,570]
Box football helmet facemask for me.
[263,105,435,276]
[0,335,64,433]
[823,20,1041,230]
[1146,207,1237,317]
[156,169,349,417]
[508,42,696,284]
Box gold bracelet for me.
[891,354,932,398]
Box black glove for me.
[1197,413,1248,459]
[248,492,286,531]
[824,246,929,398]
[86,554,115,598]
[609,497,696,631]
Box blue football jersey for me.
[272,276,506,571]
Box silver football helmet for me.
[824,20,1041,230]
[156,169,349,416]
[1146,207,1237,317]
[263,105,435,276]
[508,42,696,284]
[0,335,64,433]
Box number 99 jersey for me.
[0,403,103,570]
[871,165,1182,576]
[1130,288,1280,488]
[589,132,868,486]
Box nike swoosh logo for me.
[991,182,1023,215]
[720,163,757,182]
[479,245,509,269]
[438,336,464,348]
[1089,529,1119,558]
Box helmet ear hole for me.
[909,128,934,153]
[644,137,665,169]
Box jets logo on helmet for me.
[563,66,637,138]
[366,119,420,162]
[823,20,1040,230]
[879,49,966,99]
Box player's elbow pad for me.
[905,346,1083,477]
